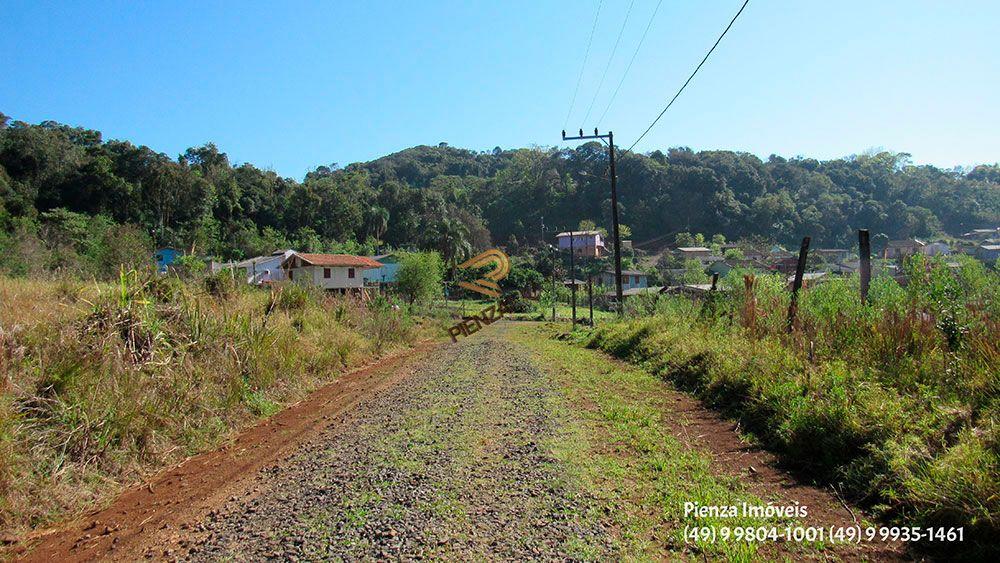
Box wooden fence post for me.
[787,236,811,333]
[588,276,594,326]
[858,229,871,304]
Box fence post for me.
[588,276,594,326]
[858,229,871,305]
[787,236,811,333]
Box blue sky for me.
[2,1,998,179]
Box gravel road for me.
[182,326,611,561]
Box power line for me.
[580,0,635,127]
[597,0,663,128]
[563,0,604,130]
[626,0,751,153]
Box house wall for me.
[289,266,365,289]
[155,248,181,273]
[599,273,647,290]
[244,256,288,283]
[557,234,604,256]
[363,261,400,283]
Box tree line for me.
[1,112,997,278]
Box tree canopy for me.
[0,113,996,278]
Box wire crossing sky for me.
[2,0,998,179]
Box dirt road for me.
[22,322,902,561]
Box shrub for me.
[586,258,1000,552]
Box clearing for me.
[20,322,903,561]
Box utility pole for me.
[858,229,871,305]
[569,231,576,326]
[562,128,623,311]
[549,244,557,322]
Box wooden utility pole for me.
[787,236,811,333]
[569,232,577,326]
[562,129,623,312]
[858,229,871,304]
[550,244,557,322]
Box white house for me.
[285,253,384,292]
[231,249,295,284]
[556,231,606,257]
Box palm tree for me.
[429,217,472,272]
[365,205,389,241]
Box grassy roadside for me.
[0,272,422,538]
[509,323,823,561]
[581,258,998,558]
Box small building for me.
[154,247,182,274]
[976,244,1000,263]
[675,247,712,259]
[787,271,828,289]
[284,253,384,292]
[923,242,951,256]
[885,239,926,259]
[598,269,648,290]
[771,256,800,274]
[364,253,402,285]
[556,231,606,257]
[961,228,1000,241]
[228,249,295,284]
[814,248,851,263]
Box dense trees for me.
[0,113,997,279]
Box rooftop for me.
[293,253,384,268]
[556,230,602,237]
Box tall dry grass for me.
[0,270,418,535]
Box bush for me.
[0,270,420,535]
[586,259,1000,553]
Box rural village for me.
[2,1,999,561]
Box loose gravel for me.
[179,327,611,561]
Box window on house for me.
[634,275,640,284]
[348,268,355,279]
[324,268,331,279]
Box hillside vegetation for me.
[0,272,418,535]
[586,255,999,554]
[1,113,998,280]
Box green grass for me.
[581,256,999,557]
[511,323,816,561]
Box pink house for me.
[556,230,606,257]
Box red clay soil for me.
[13,341,439,563]
[662,383,906,560]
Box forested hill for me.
[1,113,998,274]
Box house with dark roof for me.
[284,253,383,292]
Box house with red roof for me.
[284,253,384,292]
